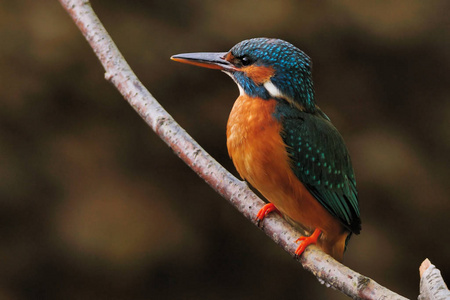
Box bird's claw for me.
[293,228,322,259]
[255,203,279,227]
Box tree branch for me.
[419,259,450,300]
[58,1,409,299]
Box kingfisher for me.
[171,38,361,261]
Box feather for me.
[276,102,361,234]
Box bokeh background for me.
[1,0,449,299]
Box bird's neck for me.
[231,72,316,113]
[270,74,316,112]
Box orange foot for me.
[295,228,322,257]
[256,203,279,226]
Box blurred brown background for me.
[1,0,449,299]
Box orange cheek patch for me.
[242,65,275,85]
[224,52,235,61]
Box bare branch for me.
[58,1,409,299]
[419,259,450,300]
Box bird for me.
[171,38,361,261]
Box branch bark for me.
[419,259,450,300]
[58,1,410,299]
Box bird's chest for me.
[226,96,290,192]
[226,95,279,151]
[226,96,333,235]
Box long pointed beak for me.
[170,52,235,71]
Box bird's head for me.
[171,38,316,112]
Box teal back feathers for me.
[275,102,361,234]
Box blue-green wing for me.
[281,110,361,233]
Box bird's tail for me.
[320,231,349,262]
[345,232,353,252]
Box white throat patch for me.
[263,81,284,99]
[263,80,305,111]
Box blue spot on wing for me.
[277,104,361,234]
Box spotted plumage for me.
[277,102,361,234]
[230,38,315,111]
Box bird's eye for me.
[240,56,253,66]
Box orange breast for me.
[226,95,347,259]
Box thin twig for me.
[58,1,409,299]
